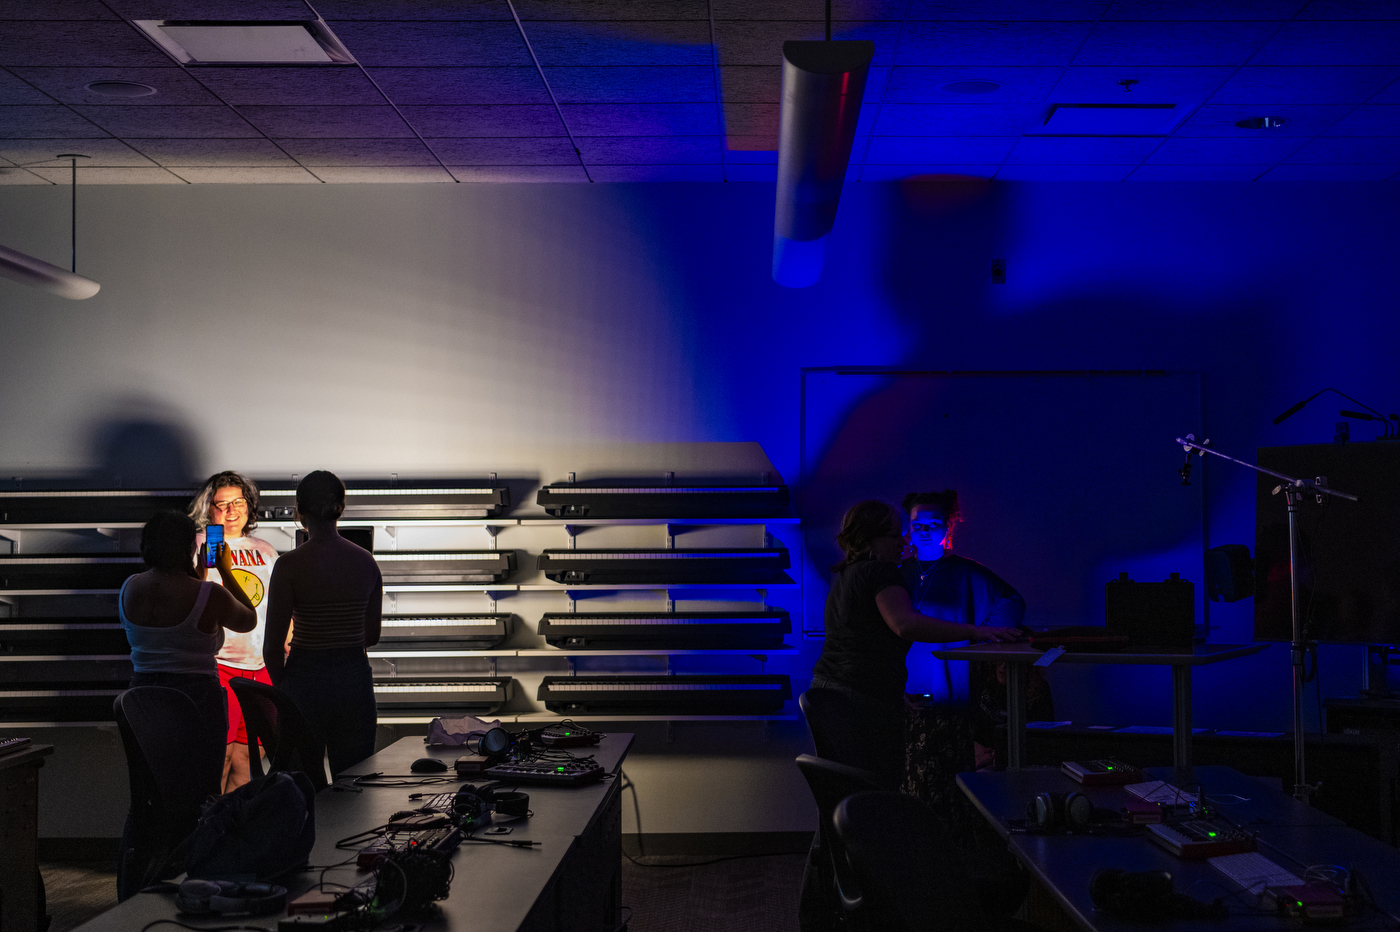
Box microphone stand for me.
[1175,434,1358,802]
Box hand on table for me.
[971,625,1025,643]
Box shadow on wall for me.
[86,400,204,490]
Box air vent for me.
[1033,103,1180,137]
[133,20,355,65]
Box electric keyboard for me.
[0,619,129,654]
[538,610,790,649]
[372,677,511,714]
[536,480,789,518]
[257,482,510,520]
[537,548,790,585]
[0,554,143,591]
[0,488,194,524]
[537,674,792,715]
[485,758,606,786]
[0,683,125,721]
[373,551,516,585]
[375,614,510,650]
[1208,852,1303,894]
[1145,818,1257,858]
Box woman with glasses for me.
[189,471,281,791]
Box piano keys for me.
[374,551,516,584]
[372,676,511,714]
[538,610,790,649]
[375,614,510,650]
[536,479,789,518]
[537,548,789,585]
[537,674,792,715]
[258,482,510,520]
[0,554,143,591]
[0,488,193,525]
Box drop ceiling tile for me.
[1295,1,1400,18]
[1252,22,1400,67]
[170,166,320,183]
[1004,135,1162,163]
[27,165,184,183]
[1049,67,1236,103]
[1103,0,1305,18]
[0,167,47,184]
[1209,66,1400,104]
[576,135,720,163]
[725,134,779,150]
[1174,103,1351,135]
[329,22,531,67]
[1146,136,1306,162]
[0,137,153,166]
[275,138,440,166]
[885,67,1065,104]
[720,67,781,103]
[367,67,549,106]
[72,105,257,137]
[906,1,1109,17]
[401,105,565,136]
[0,106,106,137]
[873,103,1042,135]
[104,1,310,17]
[10,67,215,106]
[995,164,1134,180]
[1260,162,1399,179]
[1284,135,1400,161]
[0,22,170,67]
[724,164,777,181]
[235,105,413,138]
[857,163,999,180]
[715,22,901,67]
[587,164,723,181]
[722,102,778,138]
[0,71,57,105]
[1128,163,1271,179]
[724,147,777,162]
[515,1,708,20]
[1322,104,1400,135]
[1373,79,1400,103]
[864,135,1017,163]
[524,22,713,67]
[190,67,384,106]
[126,137,298,166]
[713,0,907,17]
[544,67,715,104]
[0,1,120,19]
[895,21,1095,68]
[311,166,455,182]
[447,165,588,182]
[424,137,578,165]
[319,0,509,19]
[560,103,719,135]
[1073,22,1278,67]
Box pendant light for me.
[0,154,102,300]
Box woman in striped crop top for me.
[265,470,383,775]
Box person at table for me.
[265,470,383,776]
[810,499,1022,789]
[120,510,258,789]
[901,489,1050,770]
[190,470,281,792]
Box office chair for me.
[113,687,220,901]
[795,754,885,932]
[229,677,329,791]
[833,791,1045,932]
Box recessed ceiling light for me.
[1235,116,1288,129]
[938,80,1002,95]
[133,20,355,65]
[85,81,158,97]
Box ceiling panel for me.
[1321,104,1400,135]
[330,22,533,67]
[1284,136,1400,161]
[170,166,321,183]
[1048,67,1236,103]
[126,137,298,166]
[1208,66,1400,104]
[367,67,550,106]
[864,135,1018,162]
[576,136,720,164]
[104,1,311,17]
[1174,103,1351,136]
[725,164,778,181]
[1260,162,1398,179]
[1144,136,1307,163]
[897,21,1095,67]
[873,102,1043,135]
[275,138,441,166]
[11,67,217,106]
[587,164,724,181]
[234,105,415,138]
[858,163,999,179]
[715,22,902,67]
[524,22,713,66]
[190,67,385,106]
[885,66,1065,103]
[1295,1,1400,18]
[719,66,781,103]
[400,105,567,136]
[560,102,719,135]
[1072,21,1280,67]
[0,1,120,19]
[1103,0,1305,18]
[514,1,709,21]
[311,166,455,182]
[543,66,715,103]
[71,105,259,137]
[1251,21,1400,66]
[0,106,107,137]
[1372,80,1400,104]
[1003,135,1162,163]
[906,1,1110,18]
[725,134,780,150]
[0,70,59,105]
[711,0,907,18]
[28,164,184,183]
[425,137,579,165]
[446,165,588,181]
[996,163,1134,179]
[0,138,154,167]
[720,101,778,140]
[0,22,170,68]
[319,0,509,19]
[0,167,48,184]
[1128,163,1272,179]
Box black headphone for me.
[176,879,287,916]
[464,726,513,758]
[452,784,530,821]
[1090,868,1229,921]
[1028,791,1095,832]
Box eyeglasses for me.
[211,498,248,513]
[909,521,946,533]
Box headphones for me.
[176,879,287,916]
[464,726,513,758]
[1090,868,1228,921]
[452,784,530,822]
[1028,791,1096,832]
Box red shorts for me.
[219,663,273,745]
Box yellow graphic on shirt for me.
[230,568,264,607]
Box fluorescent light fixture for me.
[0,243,100,300]
[1034,103,1180,136]
[133,20,355,65]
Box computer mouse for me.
[410,757,449,773]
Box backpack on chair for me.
[177,770,316,882]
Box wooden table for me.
[1,742,53,932]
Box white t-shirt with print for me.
[196,531,279,671]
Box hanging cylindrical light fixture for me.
[772,40,873,288]
[0,153,101,300]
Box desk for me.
[931,643,1268,773]
[958,765,1400,932]
[1,742,53,932]
[75,733,633,932]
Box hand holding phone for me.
[205,524,223,569]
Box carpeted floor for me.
[39,862,118,932]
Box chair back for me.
[795,754,884,926]
[833,790,986,932]
[229,677,329,791]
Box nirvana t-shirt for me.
[196,531,278,671]
[812,559,913,704]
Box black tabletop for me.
[931,642,1270,666]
